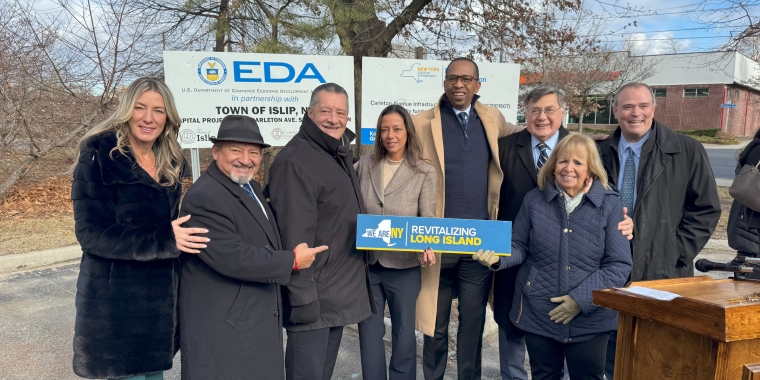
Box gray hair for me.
[612,82,656,108]
[523,86,567,108]
[309,82,350,110]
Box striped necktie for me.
[536,143,549,170]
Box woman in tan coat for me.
[356,105,437,380]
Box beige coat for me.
[411,96,522,337]
[356,154,437,269]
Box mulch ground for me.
[1,176,74,220]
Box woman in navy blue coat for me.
[474,133,632,380]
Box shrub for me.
[676,128,720,138]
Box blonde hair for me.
[75,77,183,187]
[537,133,609,191]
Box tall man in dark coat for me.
[495,86,632,380]
[598,82,721,379]
[267,83,374,380]
[178,115,327,380]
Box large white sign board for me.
[361,57,520,144]
[164,51,355,148]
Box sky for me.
[589,0,756,55]
[28,0,757,57]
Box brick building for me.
[522,52,760,137]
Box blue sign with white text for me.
[356,214,511,256]
[361,129,376,145]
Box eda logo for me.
[198,57,228,85]
[233,61,326,83]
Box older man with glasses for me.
[411,57,522,380]
[493,86,633,380]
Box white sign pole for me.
[725,100,732,133]
[191,148,201,182]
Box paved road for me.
[705,147,740,185]
[0,262,503,380]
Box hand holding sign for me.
[473,249,499,267]
[418,247,436,267]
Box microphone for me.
[734,256,760,265]
[695,259,759,273]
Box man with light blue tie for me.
[598,82,721,379]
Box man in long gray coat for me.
[178,115,326,379]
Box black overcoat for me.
[728,138,760,250]
[178,161,293,380]
[492,127,569,333]
[71,130,182,379]
[267,116,373,332]
[598,120,721,281]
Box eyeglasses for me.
[528,107,560,116]
[727,292,760,304]
[445,75,477,84]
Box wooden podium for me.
[593,276,760,380]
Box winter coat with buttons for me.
[177,161,294,379]
[598,120,720,281]
[267,115,374,332]
[497,180,632,343]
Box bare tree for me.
[0,0,164,199]
[518,3,658,133]
[137,0,592,143]
[524,46,658,133]
[662,35,687,54]
[135,0,334,53]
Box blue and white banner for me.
[356,214,511,256]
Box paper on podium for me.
[623,286,680,301]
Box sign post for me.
[190,148,201,182]
[721,101,737,133]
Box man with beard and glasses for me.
[177,115,327,379]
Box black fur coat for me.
[71,130,182,379]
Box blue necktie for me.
[536,143,549,170]
[242,183,262,207]
[621,148,636,217]
[457,112,468,126]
